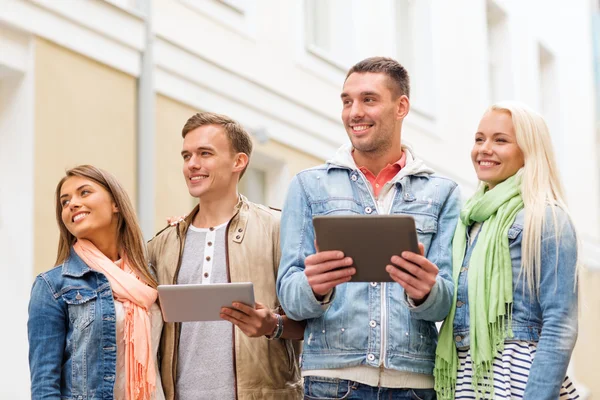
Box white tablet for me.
[157,282,255,322]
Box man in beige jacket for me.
[148,112,304,400]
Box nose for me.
[349,101,365,121]
[187,154,201,170]
[68,197,81,212]
[479,139,493,155]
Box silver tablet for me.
[158,282,255,322]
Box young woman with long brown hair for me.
[28,165,165,400]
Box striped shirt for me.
[455,341,579,399]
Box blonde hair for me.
[486,101,574,295]
[54,165,157,288]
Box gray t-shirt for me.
[176,222,235,400]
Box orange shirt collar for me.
[355,152,406,198]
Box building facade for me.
[0,0,598,397]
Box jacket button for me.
[351,174,358,181]
[238,228,243,232]
[209,227,214,231]
[365,207,373,214]
[367,353,375,361]
[457,301,464,308]
[207,241,213,246]
[369,320,377,328]
[206,256,211,261]
[455,335,462,342]
[236,235,241,239]
[370,282,377,287]
[204,272,209,278]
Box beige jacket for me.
[148,196,303,400]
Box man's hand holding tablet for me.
[386,243,439,306]
[220,302,278,338]
[304,247,356,301]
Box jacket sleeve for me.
[406,183,461,321]
[276,174,332,321]
[523,208,578,399]
[147,238,157,278]
[28,276,67,399]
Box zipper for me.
[224,211,240,400]
[356,170,398,369]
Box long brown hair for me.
[54,165,157,288]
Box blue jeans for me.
[303,376,436,400]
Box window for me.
[239,167,267,205]
[487,1,513,103]
[395,0,436,118]
[304,0,357,70]
[538,44,561,150]
[180,0,257,38]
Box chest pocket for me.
[411,214,438,251]
[62,289,97,330]
[312,199,363,216]
[508,225,523,244]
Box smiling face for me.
[59,176,119,243]
[181,124,247,200]
[341,72,408,156]
[472,110,525,189]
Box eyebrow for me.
[341,91,380,99]
[60,184,92,199]
[476,131,511,136]
[181,145,215,156]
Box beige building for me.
[0,0,599,398]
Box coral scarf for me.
[74,239,157,400]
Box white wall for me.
[0,24,34,399]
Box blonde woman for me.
[435,102,579,399]
[28,165,165,400]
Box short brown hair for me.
[346,57,410,99]
[182,112,253,178]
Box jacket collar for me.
[61,247,92,277]
[179,194,250,242]
[326,142,435,180]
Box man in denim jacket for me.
[276,57,461,399]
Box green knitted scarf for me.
[434,174,524,399]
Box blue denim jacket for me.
[276,145,461,375]
[453,207,578,399]
[28,248,118,400]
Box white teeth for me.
[190,176,207,181]
[73,213,89,222]
[480,161,497,166]
[352,125,370,132]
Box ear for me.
[112,202,119,214]
[396,94,410,120]
[233,153,249,174]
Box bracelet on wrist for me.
[266,313,283,340]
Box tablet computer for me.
[158,282,255,322]
[312,215,419,282]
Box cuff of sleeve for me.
[318,289,335,308]
[300,273,335,314]
[404,278,439,312]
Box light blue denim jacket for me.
[28,248,118,400]
[276,145,461,375]
[453,207,578,399]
